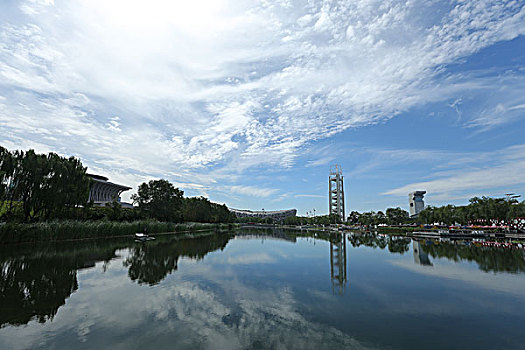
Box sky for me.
[1,0,524,215]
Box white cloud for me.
[295,194,325,198]
[226,185,279,198]
[1,0,524,204]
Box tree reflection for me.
[0,241,122,328]
[347,233,411,254]
[419,240,525,273]
[124,233,231,285]
[0,258,77,327]
[0,233,232,327]
[346,232,525,273]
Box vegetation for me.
[0,147,237,243]
[130,179,236,223]
[182,196,236,223]
[345,207,411,226]
[0,146,238,243]
[344,197,525,227]
[0,146,91,222]
[418,196,525,226]
[131,179,184,222]
[0,220,233,244]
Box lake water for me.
[1,228,525,349]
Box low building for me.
[87,174,133,208]
[229,208,297,221]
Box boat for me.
[135,233,155,242]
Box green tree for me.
[347,211,361,224]
[0,147,90,222]
[131,179,183,222]
[182,197,235,223]
[385,207,409,225]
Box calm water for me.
[1,228,525,349]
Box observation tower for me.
[329,165,345,222]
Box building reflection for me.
[330,233,347,294]
[234,228,297,243]
[412,240,433,266]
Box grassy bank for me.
[0,220,235,244]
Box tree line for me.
[346,207,410,226]
[418,196,525,226]
[0,146,91,222]
[342,197,525,227]
[131,179,236,223]
[0,147,235,224]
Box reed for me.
[0,220,234,244]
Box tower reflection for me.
[413,240,433,266]
[330,232,347,294]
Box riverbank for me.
[0,220,236,244]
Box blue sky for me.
[1,0,524,215]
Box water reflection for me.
[2,229,525,331]
[124,234,231,285]
[2,229,525,349]
[413,241,433,266]
[235,227,297,242]
[418,239,525,273]
[329,233,347,294]
[345,232,525,273]
[347,232,411,254]
[0,240,123,327]
[0,233,231,327]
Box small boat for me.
[135,233,155,242]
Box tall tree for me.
[0,147,90,222]
[131,179,183,222]
[386,207,409,225]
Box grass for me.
[0,220,236,244]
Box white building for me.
[408,191,426,217]
[87,174,133,208]
[229,208,297,221]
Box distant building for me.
[229,208,297,221]
[87,174,133,208]
[329,165,345,221]
[408,191,426,217]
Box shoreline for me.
[0,221,236,245]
